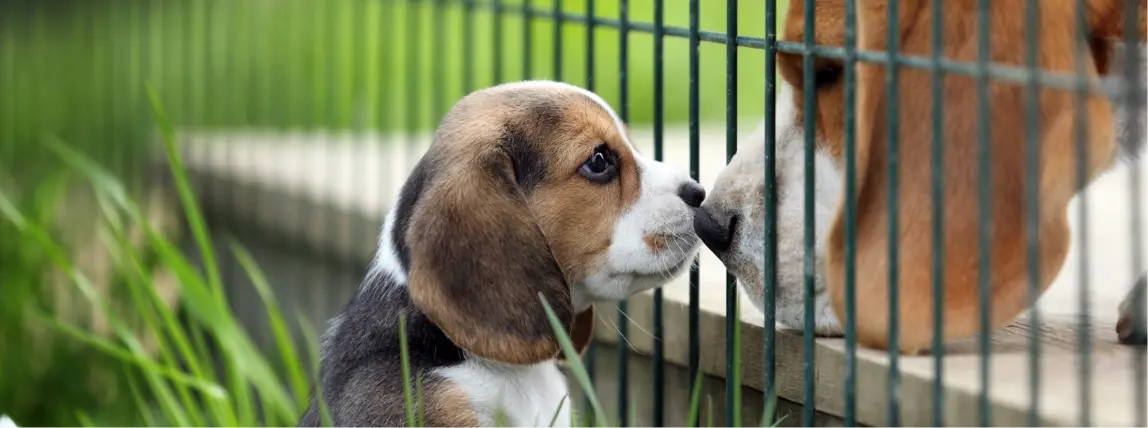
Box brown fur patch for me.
[405,83,637,364]
[643,234,669,251]
[557,307,596,362]
[423,382,481,427]
[779,0,1145,353]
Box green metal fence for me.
[2,0,1146,426]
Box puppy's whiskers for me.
[616,306,655,340]
[597,310,641,353]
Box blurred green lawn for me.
[137,0,783,131]
[4,0,780,130]
[2,0,786,173]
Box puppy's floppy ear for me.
[556,307,596,362]
[825,0,1144,354]
[405,143,588,365]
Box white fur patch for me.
[0,415,17,428]
[368,206,408,287]
[433,359,573,427]
[702,82,843,336]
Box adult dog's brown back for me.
[783,0,1147,353]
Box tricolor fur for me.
[300,81,704,426]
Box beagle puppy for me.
[298,81,704,426]
[694,0,1147,353]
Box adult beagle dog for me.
[694,0,1147,353]
[298,81,705,426]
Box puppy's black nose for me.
[678,182,706,207]
[694,208,735,254]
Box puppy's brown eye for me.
[579,144,618,184]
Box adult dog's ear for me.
[405,143,586,365]
[1085,0,1146,41]
[825,0,1145,354]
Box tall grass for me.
[0,89,321,426]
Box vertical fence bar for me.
[1070,0,1092,424]
[273,0,289,129]
[975,0,994,424]
[179,0,193,128]
[552,0,562,81]
[583,1,597,422]
[492,0,502,83]
[800,0,819,425]
[407,0,422,164]
[190,0,206,129]
[1123,0,1147,425]
[523,0,532,80]
[379,0,391,129]
[841,0,859,424]
[929,0,947,425]
[687,0,702,424]
[286,0,309,376]
[322,0,341,355]
[382,0,395,253]
[354,0,369,294]
[108,0,122,177]
[885,0,902,425]
[651,0,666,424]
[617,0,630,425]
[724,0,740,425]
[433,0,446,124]
[463,0,475,92]
[585,0,594,92]
[335,0,351,129]
[1022,0,1043,424]
[0,1,10,190]
[763,0,780,420]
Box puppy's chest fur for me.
[435,359,572,427]
[299,270,571,427]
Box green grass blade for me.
[629,397,638,427]
[93,195,219,426]
[34,311,227,399]
[759,381,783,427]
[537,293,609,427]
[399,312,416,427]
[298,314,335,427]
[547,395,568,428]
[228,239,310,407]
[101,232,205,426]
[126,367,161,427]
[75,411,95,427]
[0,190,107,306]
[2,186,208,427]
[144,84,225,307]
[686,369,705,428]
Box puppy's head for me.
[699,0,1144,352]
[398,81,702,364]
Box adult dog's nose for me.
[693,207,736,254]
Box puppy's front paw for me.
[1117,273,1147,346]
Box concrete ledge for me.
[172,125,1147,427]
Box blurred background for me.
[0,0,786,426]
